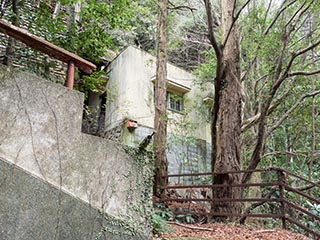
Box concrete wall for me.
[104,46,212,177]
[0,65,151,239]
[105,46,211,143]
[0,158,146,240]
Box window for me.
[167,92,183,112]
[203,96,213,122]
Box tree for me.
[153,0,169,198]
[203,0,244,216]
[194,0,320,217]
[240,0,320,184]
[3,0,22,66]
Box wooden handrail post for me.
[66,61,75,89]
[277,169,287,229]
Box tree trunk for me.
[3,0,20,66]
[208,0,242,218]
[153,0,168,198]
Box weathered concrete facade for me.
[105,46,212,178]
[105,46,211,142]
[0,65,151,239]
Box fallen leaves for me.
[155,222,313,240]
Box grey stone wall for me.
[0,65,151,239]
[0,158,147,240]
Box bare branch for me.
[263,0,298,36]
[267,89,320,137]
[262,0,273,25]
[240,0,297,84]
[242,79,294,132]
[182,37,211,48]
[289,25,318,50]
[295,181,320,191]
[168,1,197,11]
[223,0,252,48]
[288,69,320,77]
[168,221,214,231]
[262,151,308,158]
[203,0,222,58]
[272,38,320,92]
[284,0,307,29]
[239,188,277,224]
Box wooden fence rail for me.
[0,19,96,88]
[158,167,320,239]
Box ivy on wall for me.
[96,146,154,239]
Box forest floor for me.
[153,222,313,240]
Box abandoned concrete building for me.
[103,46,213,179]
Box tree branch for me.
[168,1,196,11]
[266,89,320,137]
[263,0,298,36]
[278,38,320,86]
[203,0,222,58]
[223,0,252,47]
[288,69,320,77]
[242,79,293,132]
[167,221,213,231]
[240,0,297,84]
[284,0,307,29]
[295,181,320,191]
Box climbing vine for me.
[95,146,154,239]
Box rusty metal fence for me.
[158,167,320,239]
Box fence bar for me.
[283,199,320,221]
[172,211,282,218]
[163,168,273,178]
[159,167,319,239]
[279,168,320,188]
[159,198,282,203]
[162,182,278,189]
[277,170,287,229]
[284,185,320,205]
[0,20,96,73]
[286,217,320,239]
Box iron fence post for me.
[277,169,287,229]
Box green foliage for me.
[151,212,170,234]
[304,201,320,229]
[77,70,107,99]
[95,146,154,238]
[154,203,174,221]
[176,214,195,224]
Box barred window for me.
[167,92,183,112]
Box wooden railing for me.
[159,167,320,239]
[0,19,96,89]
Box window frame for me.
[166,92,184,113]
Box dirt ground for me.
[154,222,313,240]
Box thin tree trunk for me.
[153,0,168,198]
[3,0,20,66]
[309,14,317,180]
